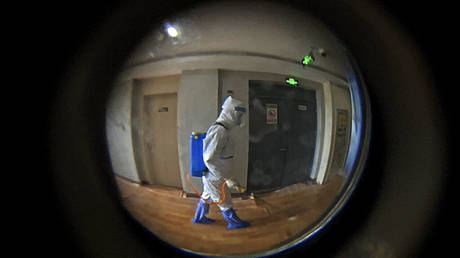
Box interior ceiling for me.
[125,1,351,77]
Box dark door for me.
[248,80,317,192]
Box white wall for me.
[178,70,219,193]
[126,1,351,79]
[105,80,140,182]
[119,55,347,86]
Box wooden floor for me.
[115,175,344,256]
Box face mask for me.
[236,112,245,127]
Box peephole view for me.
[105,1,369,256]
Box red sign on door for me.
[266,104,278,124]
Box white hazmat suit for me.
[202,96,245,210]
[192,96,250,229]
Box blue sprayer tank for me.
[189,132,207,177]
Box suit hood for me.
[216,96,246,129]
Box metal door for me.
[248,80,317,192]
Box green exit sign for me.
[286,78,299,86]
[302,55,314,65]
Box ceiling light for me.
[166,25,179,37]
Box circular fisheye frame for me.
[105,1,371,256]
[49,0,448,257]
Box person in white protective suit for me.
[192,96,250,229]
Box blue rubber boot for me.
[192,199,215,224]
[221,208,250,229]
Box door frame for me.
[130,75,181,185]
[142,92,181,187]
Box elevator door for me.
[248,80,317,192]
